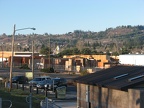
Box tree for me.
[40,46,51,57]
[55,48,80,57]
[81,48,92,55]
[71,47,80,54]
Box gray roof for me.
[74,65,144,91]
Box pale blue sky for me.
[0,0,144,35]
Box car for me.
[36,79,51,89]
[12,76,28,84]
[29,76,51,87]
[44,77,67,91]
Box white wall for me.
[119,54,144,66]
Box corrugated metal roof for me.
[74,65,144,90]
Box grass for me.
[0,86,46,108]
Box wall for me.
[0,51,12,58]
[128,89,144,108]
[77,83,89,108]
[119,54,144,66]
[77,83,144,108]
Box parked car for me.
[36,79,51,89]
[12,76,28,84]
[29,76,51,87]
[44,77,67,91]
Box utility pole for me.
[10,24,16,91]
[2,46,3,68]
[0,43,4,68]
[49,35,50,68]
[9,24,36,91]
[32,40,34,79]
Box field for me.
[0,87,45,108]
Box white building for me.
[119,54,144,66]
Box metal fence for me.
[40,98,61,108]
[0,98,12,108]
[1,61,103,74]
[53,65,103,73]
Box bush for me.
[80,70,89,76]
[19,64,30,69]
[40,67,54,73]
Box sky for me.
[0,0,144,35]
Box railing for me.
[0,98,13,108]
[25,94,61,108]
[40,97,61,108]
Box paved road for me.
[0,68,80,78]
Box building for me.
[0,51,40,68]
[39,54,113,72]
[74,65,144,108]
[63,55,110,68]
[0,51,116,73]
[119,54,144,66]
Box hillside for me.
[0,25,144,55]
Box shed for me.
[74,65,144,108]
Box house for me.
[0,51,41,68]
[63,55,111,68]
[74,65,144,108]
[40,54,111,72]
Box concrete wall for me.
[77,83,144,108]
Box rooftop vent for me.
[114,73,128,80]
[128,75,144,82]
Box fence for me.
[0,61,103,74]
[2,83,62,108]
[53,65,103,73]
[40,98,61,108]
[0,98,12,108]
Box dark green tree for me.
[40,47,51,57]
[81,48,92,55]
[71,47,80,54]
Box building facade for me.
[75,66,144,108]
[77,83,144,108]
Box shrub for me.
[40,67,54,73]
[80,70,89,76]
[19,64,30,69]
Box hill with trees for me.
[1,25,144,56]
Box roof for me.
[14,55,31,57]
[74,65,144,91]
